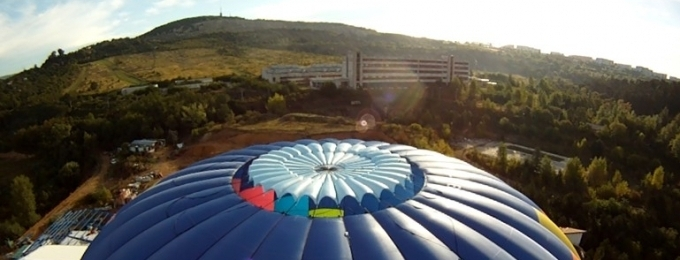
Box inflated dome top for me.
[83,139,580,260]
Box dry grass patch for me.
[238,113,355,134]
[69,48,340,94]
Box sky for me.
[1,0,679,77]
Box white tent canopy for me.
[20,245,87,260]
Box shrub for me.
[86,186,113,207]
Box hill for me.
[2,16,669,97]
[140,16,379,40]
[134,16,661,83]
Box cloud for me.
[146,0,196,15]
[0,0,127,74]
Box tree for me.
[87,186,113,207]
[608,121,628,139]
[0,220,25,240]
[499,117,511,131]
[209,93,235,124]
[585,157,609,187]
[441,123,451,138]
[167,130,179,145]
[318,82,338,98]
[496,142,508,174]
[538,156,556,187]
[266,93,287,116]
[9,175,41,228]
[58,161,81,184]
[562,157,587,193]
[670,133,680,159]
[643,166,665,190]
[180,103,208,130]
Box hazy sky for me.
[1,0,679,77]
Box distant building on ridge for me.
[261,51,471,89]
[595,58,614,65]
[120,84,158,95]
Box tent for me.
[83,139,581,260]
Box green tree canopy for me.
[9,175,40,228]
[266,93,287,116]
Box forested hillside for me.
[141,16,670,82]
[27,16,667,87]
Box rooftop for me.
[560,227,587,234]
[20,208,112,257]
[20,245,88,260]
[130,139,158,147]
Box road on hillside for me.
[22,154,111,240]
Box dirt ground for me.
[21,123,397,241]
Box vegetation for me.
[407,76,680,259]
[133,16,663,83]
[1,15,680,259]
[3,16,662,97]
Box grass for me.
[69,47,341,94]
[67,59,148,94]
[238,113,356,134]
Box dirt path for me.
[22,154,110,239]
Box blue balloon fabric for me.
[82,139,580,260]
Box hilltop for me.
[134,16,666,82]
[2,15,668,97]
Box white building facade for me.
[343,51,470,89]
[516,45,541,54]
[652,72,667,80]
[569,55,593,62]
[260,51,471,89]
[120,84,159,95]
[261,64,343,86]
[614,63,632,71]
[595,58,614,65]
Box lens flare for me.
[355,114,376,133]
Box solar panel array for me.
[21,208,112,257]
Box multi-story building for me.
[120,84,159,95]
[635,66,654,77]
[652,72,667,80]
[261,52,471,89]
[516,45,541,54]
[261,64,343,86]
[343,51,470,89]
[569,55,593,62]
[614,63,632,71]
[670,76,680,82]
[453,61,471,81]
[549,52,564,56]
[172,78,214,90]
[595,58,614,65]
